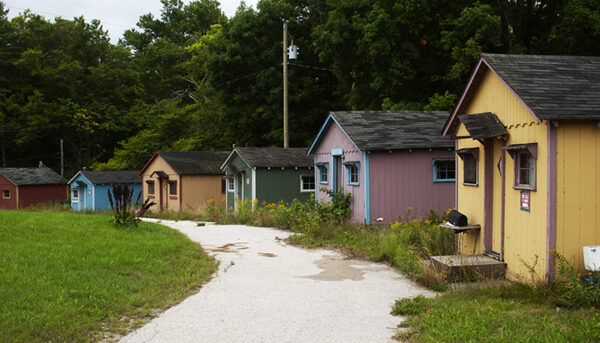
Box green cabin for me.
[221,147,314,210]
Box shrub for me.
[107,184,154,227]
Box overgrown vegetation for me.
[0,210,217,343]
[107,183,154,226]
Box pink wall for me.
[314,122,365,222]
[369,149,455,224]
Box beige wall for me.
[181,175,226,210]
[141,155,181,212]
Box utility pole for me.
[60,139,64,176]
[282,20,289,149]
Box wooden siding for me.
[223,153,252,210]
[313,121,366,222]
[556,122,600,271]
[141,155,181,212]
[369,149,454,224]
[181,175,225,210]
[19,185,67,208]
[457,69,549,282]
[255,167,313,204]
[0,174,17,209]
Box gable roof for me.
[308,111,454,154]
[0,167,66,186]
[444,53,600,136]
[222,147,313,170]
[458,112,508,140]
[140,151,230,175]
[69,170,141,185]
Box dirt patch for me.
[298,254,387,282]
[258,252,277,258]
[208,242,249,254]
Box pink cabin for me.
[308,111,456,224]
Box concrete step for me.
[430,254,507,282]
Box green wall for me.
[255,167,313,204]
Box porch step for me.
[430,255,507,281]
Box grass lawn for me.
[0,210,218,343]
[392,285,600,342]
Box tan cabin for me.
[443,54,600,283]
[140,151,229,212]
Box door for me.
[333,156,342,192]
[484,139,504,259]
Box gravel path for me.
[120,219,435,343]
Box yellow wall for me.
[181,175,226,210]
[141,155,181,212]
[456,69,549,282]
[556,122,600,271]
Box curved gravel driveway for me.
[120,219,435,343]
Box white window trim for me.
[300,175,315,192]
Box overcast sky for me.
[4,0,259,43]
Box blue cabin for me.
[68,170,142,211]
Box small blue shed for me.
[68,170,142,211]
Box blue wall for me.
[69,174,142,212]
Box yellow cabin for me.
[139,151,229,212]
[443,54,600,283]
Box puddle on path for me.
[258,252,277,258]
[208,242,249,254]
[298,254,387,281]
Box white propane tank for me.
[583,246,600,272]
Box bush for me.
[107,184,154,227]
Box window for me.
[457,148,479,186]
[146,180,155,194]
[221,178,226,194]
[72,188,79,199]
[227,178,234,192]
[433,160,456,182]
[346,163,359,185]
[168,181,177,195]
[2,189,10,199]
[318,164,329,184]
[505,144,537,190]
[300,175,315,192]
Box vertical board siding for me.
[255,168,313,205]
[313,122,365,222]
[0,174,17,209]
[459,69,548,282]
[181,175,225,210]
[556,122,600,271]
[19,185,67,208]
[369,150,454,224]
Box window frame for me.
[146,180,155,195]
[2,189,10,199]
[506,144,537,191]
[300,175,315,192]
[432,159,456,182]
[227,177,235,192]
[317,163,329,184]
[345,162,360,186]
[168,180,177,195]
[457,148,479,186]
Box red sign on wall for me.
[520,190,530,212]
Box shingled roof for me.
[0,167,66,186]
[76,170,141,185]
[147,151,230,175]
[458,112,508,140]
[223,147,313,169]
[310,111,454,152]
[481,54,600,121]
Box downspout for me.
[500,140,506,261]
[546,121,558,284]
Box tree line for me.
[1,0,598,175]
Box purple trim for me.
[443,58,486,137]
[500,142,506,261]
[483,139,494,252]
[546,123,557,284]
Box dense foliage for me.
[2,0,599,175]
